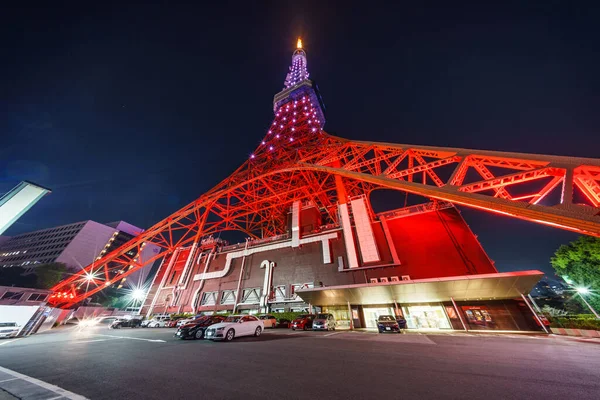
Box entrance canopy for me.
[296,271,543,306]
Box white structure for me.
[0,181,50,235]
[0,220,159,285]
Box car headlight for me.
[216,327,224,331]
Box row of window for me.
[1,291,48,302]
[11,223,85,240]
[368,276,411,284]
[195,283,315,308]
[5,229,81,247]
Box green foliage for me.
[169,313,194,320]
[541,305,568,317]
[35,262,68,289]
[549,314,600,330]
[551,236,600,311]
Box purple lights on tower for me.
[284,39,310,89]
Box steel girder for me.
[49,119,600,309]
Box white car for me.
[204,315,264,341]
[146,317,170,328]
[0,322,20,338]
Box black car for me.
[175,315,227,340]
[109,318,142,329]
[376,315,401,333]
[275,318,291,328]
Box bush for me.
[549,314,600,330]
[169,313,194,320]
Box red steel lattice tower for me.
[49,40,600,308]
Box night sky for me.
[2,2,599,276]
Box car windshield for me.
[316,314,329,319]
[297,314,309,319]
[224,316,241,323]
[378,315,395,322]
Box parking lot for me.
[1,325,600,400]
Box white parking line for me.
[0,378,19,383]
[92,334,166,343]
[0,339,19,346]
[324,332,342,337]
[0,365,88,400]
[73,339,114,344]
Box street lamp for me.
[132,289,145,301]
[575,286,600,319]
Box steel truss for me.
[49,80,600,310]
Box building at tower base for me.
[141,200,544,332]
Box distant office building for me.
[0,220,159,286]
[531,278,567,298]
[0,181,51,235]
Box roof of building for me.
[295,270,544,306]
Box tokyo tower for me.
[49,39,600,308]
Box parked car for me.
[175,315,226,340]
[140,319,152,327]
[312,313,336,331]
[0,322,20,338]
[275,318,291,329]
[146,316,170,328]
[377,315,401,333]
[176,315,204,328]
[258,315,277,329]
[167,318,184,328]
[204,315,264,342]
[109,318,142,329]
[291,314,315,330]
[396,315,407,330]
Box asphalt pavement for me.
[1,325,599,400]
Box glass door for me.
[363,306,395,328]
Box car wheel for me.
[254,326,262,337]
[115,325,121,329]
[303,325,308,331]
[194,329,204,340]
[292,327,296,331]
[225,329,235,342]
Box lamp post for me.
[575,287,600,319]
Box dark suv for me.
[291,314,315,331]
[109,318,142,329]
[175,315,227,340]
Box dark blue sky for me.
[2,1,599,276]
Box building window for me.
[27,293,48,302]
[241,288,261,304]
[169,270,177,285]
[200,292,218,306]
[1,291,23,301]
[220,290,236,305]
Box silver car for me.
[0,322,20,338]
[312,313,336,331]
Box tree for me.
[35,262,68,289]
[551,236,600,311]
